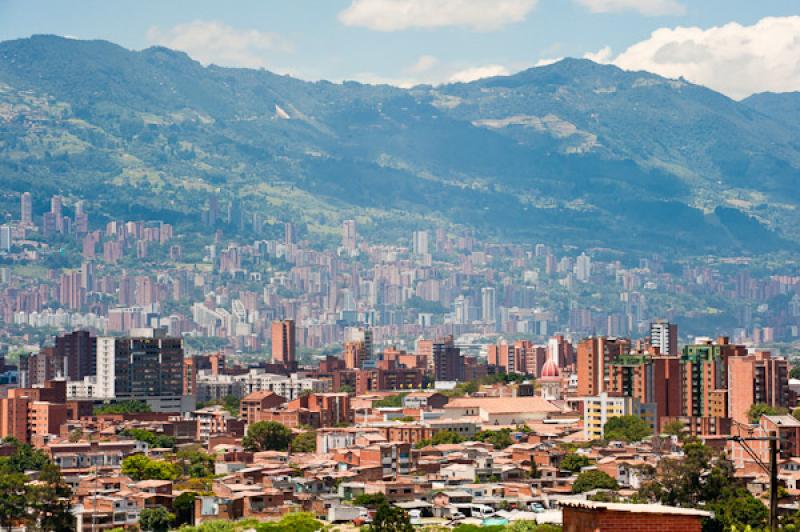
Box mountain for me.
[742,91,800,130]
[1,35,799,254]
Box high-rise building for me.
[412,230,429,256]
[0,225,10,252]
[728,351,789,425]
[59,271,85,311]
[51,195,64,234]
[342,220,357,251]
[20,192,32,226]
[113,331,184,399]
[344,341,368,369]
[576,336,631,396]
[681,337,747,418]
[432,335,464,381]
[284,222,295,246]
[55,330,97,381]
[575,253,592,282]
[272,320,296,368]
[481,287,496,323]
[606,353,681,431]
[344,327,373,366]
[650,320,678,355]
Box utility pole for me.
[770,436,778,532]
[729,433,779,532]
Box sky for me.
[1,0,799,99]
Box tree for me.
[121,428,177,449]
[791,365,800,380]
[661,419,687,440]
[572,470,619,493]
[176,447,215,478]
[242,421,293,452]
[414,430,465,448]
[173,492,197,526]
[560,453,590,472]
[603,415,651,443]
[373,393,406,408]
[121,454,181,481]
[353,493,388,508]
[0,472,28,531]
[140,506,175,532]
[475,429,514,449]
[748,402,789,423]
[94,400,152,415]
[368,502,413,532]
[291,431,316,453]
[0,439,74,531]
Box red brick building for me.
[562,500,710,532]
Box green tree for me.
[368,502,413,532]
[94,400,152,414]
[791,365,800,380]
[291,431,316,453]
[414,430,465,448]
[373,393,407,408]
[30,462,76,531]
[560,452,590,472]
[0,439,75,531]
[173,492,197,526]
[121,454,181,481]
[661,419,687,440]
[0,472,29,531]
[476,429,514,449]
[603,415,652,443]
[748,402,789,423]
[121,428,177,449]
[242,421,293,452]
[353,493,388,508]
[140,505,176,532]
[176,447,215,478]
[572,470,619,493]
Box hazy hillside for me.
[1,35,798,254]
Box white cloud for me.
[338,0,538,31]
[408,55,439,74]
[583,46,613,63]
[608,16,800,99]
[577,0,686,16]
[449,64,510,83]
[145,20,289,69]
[534,57,563,67]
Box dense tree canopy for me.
[0,439,74,531]
[121,454,181,481]
[560,453,591,472]
[291,431,317,453]
[242,421,293,452]
[572,470,619,493]
[140,506,175,532]
[603,415,651,443]
[748,402,789,423]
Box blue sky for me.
[1,0,799,98]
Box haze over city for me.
[1,2,800,531]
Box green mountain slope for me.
[0,35,797,254]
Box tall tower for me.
[481,287,496,323]
[272,319,296,368]
[20,192,32,226]
[342,220,357,251]
[650,320,678,355]
[51,195,64,233]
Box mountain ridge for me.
[0,35,798,254]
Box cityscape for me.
[3,1,800,531]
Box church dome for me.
[540,358,560,379]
